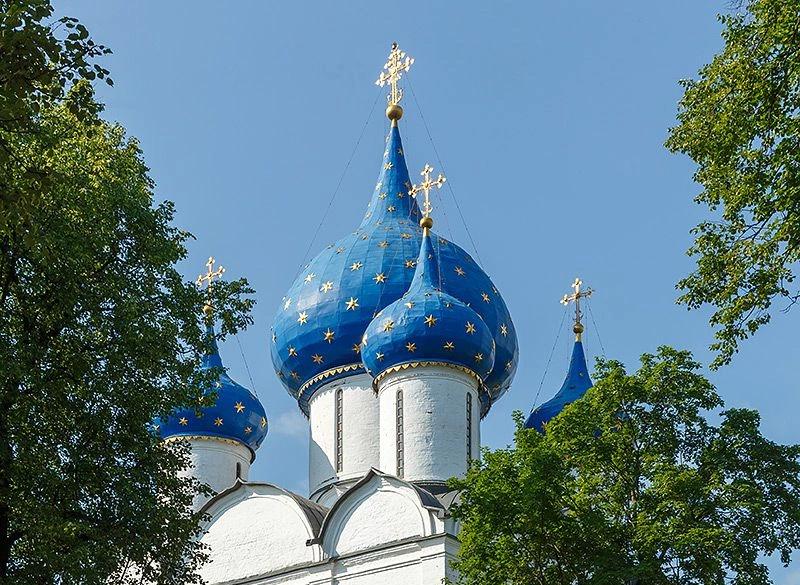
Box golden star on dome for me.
[376,351,385,361]
[396,191,405,199]
[350,261,363,271]
[405,259,416,268]
[474,353,484,362]
[290,371,300,380]
[500,324,508,336]
[288,346,298,357]
[374,272,387,284]
[346,297,359,311]
[398,148,404,156]
[405,300,414,309]
[506,360,514,370]
[214,417,223,427]
[304,273,316,283]
[383,319,394,332]
[481,292,491,303]
[321,281,334,293]
[376,181,382,190]
[283,298,292,310]
[406,341,417,352]
[443,341,455,350]
[400,232,412,239]
[234,402,245,413]
[312,354,324,364]
[378,240,389,248]
[178,417,188,426]
[324,328,335,343]
[466,322,476,334]
[384,162,393,170]
[261,417,267,428]
[455,266,466,276]
[378,192,387,200]
[297,312,308,325]
[244,426,252,434]
[352,343,361,354]
[387,205,396,212]
[424,314,437,327]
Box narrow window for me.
[396,389,404,478]
[236,462,242,479]
[335,388,343,473]
[466,392,473,467]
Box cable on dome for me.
[532,304,569,410]
[294,87,383,278]
[234,331,259,398]
[406,78,484,267]
[585,299,606,356]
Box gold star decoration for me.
[350,261,363,271]
[346,297,359,311]
[466,322,477,334]
[324,328,335,343]
[405,259,417,269]
[352,343,361,354]
[424,314,437,327]
[261,417,267,428]
[506,360,514,370]
[297,311,308,325]
[455,266,466,276]
[387,205,396,212]
[378,192,387,200]
[396,191,405,199]
[378,240,390,248]
[234,402,245,413]
[304,272,316,283]
[283,297,292,310]
[178,417,188,426]
[384,162,393,170]
[500,324,508,336]
[383,319,395,332]
[443,341,455,351]
[290,371,300,380]
[405,300,415,309]
[374,272,387,284]
[244,426,253,434]
[406,341,417,352]
[321,281,334,293]
[376,352,385,361]
[376,181,383,190]
[288,346,298,357]
[474,353,484,362]
[400,232,412,239]
[481,292,491,303]
[214,417,223,427]
[398,148,404,156]
[312,354,324,364]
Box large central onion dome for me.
[271,123,518,416]
[159,324,268,458]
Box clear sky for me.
[59,1,797,581]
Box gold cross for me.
[560,278,593,341]
[376,42,414,106]
[409,163,446,226]
[196,256,225,312]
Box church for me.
[157,44,593,585]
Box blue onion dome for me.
[158,325,268,458]
[525,339,592,432]
[362,228,495,397]
[270,122,518,415]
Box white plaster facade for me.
[189,365,480,585]
[178,437,252,511]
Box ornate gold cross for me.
[560,278,593,341]
[409,163,446,230]
[196,256,225,313]
[376,42,414,106]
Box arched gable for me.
[199,481,326,582]
[316,469,446,557]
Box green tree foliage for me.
[666,0,800,368]
[0,84,255,582]
[451,347,800,585]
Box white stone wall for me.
[378,366,480,483]
[308,373,380,496]
[181,438,251,511]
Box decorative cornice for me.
[373,360,483,389]
[297,363,366,401]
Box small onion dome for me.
[270,122,518,416]
[362,230,495,402]
[525,340,592,432]
[157,325,268,459]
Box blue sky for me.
[61,1,798,581]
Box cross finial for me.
[376,42,414,122]
[196,256,225,314]
[409,163,446,231]
[560,277,594,341]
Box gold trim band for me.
[373,361,483,388]
[297,363,366,400]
